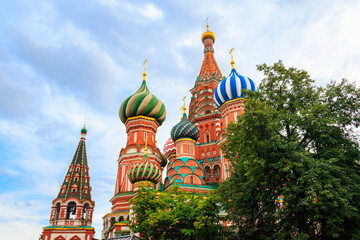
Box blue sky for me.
[0,0,359,239]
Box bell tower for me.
[188,22,223,185]
[42,126,95,240]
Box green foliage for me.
[218,60,360,240]
[129,185,226,240]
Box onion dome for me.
[128,147,162,184]
[214,58,256,108]
[160,153,167,168]
[81,125,87,134]
[201,24,216,43]
[163,137,176,158]
[119,68,166,126]
[171,112,199,142]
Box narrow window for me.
[66,202,77,220]
[134,132,137,142]
[54,202,61,220]
[206,134,210,143]
[144,132,147,140]
[190,176,194,184]
[187,145,190,153]
[83,203,89,220]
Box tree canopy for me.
[129,185,225,240]
[218,60,360,240]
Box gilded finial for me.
[229,48,235,69]
[143,58,148,81]
[180,96,187,116]
[144,135,148,156]
[205,16,209,31]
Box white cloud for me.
[140,4,164,21]
[1,0,360,239]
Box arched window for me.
[225,164,229,178]
[54,202,61,220]
[127,215,130,220]
[144,132,147,141]
[82,203,90,220]
[190,176,194,184]
[187,145,190,153]
[214,165,221,177]
[119,216,124,222]
[66,201,77,220]
[204,166,211,179]
[206,134,210,143]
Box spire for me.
[199,20,222,81]
[229,48,235,69]
[57,126,92,201]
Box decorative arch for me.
[185,159,198,168]
[54,236,66,240]
[69,236,81,240]
[184,175,201,184]
[170,175,183,183]
[194,168,204,177]
[177,167,192,175]
[167,168,176,177]
[172,159,184,167]
[125,147,137,154]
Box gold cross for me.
[229,48,234,61]
[143,58,148,73]
[180,96,187,115]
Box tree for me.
[218,60,360,240]
[129,185,226,240]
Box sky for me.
[0,0,359,239]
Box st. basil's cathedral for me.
[41,24,257,240]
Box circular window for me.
[207,152,210,156]
[201,153,205,157]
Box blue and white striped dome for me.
[214,68,256,108]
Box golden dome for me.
[201,25,216,42]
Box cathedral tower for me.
[42,126,95,240]
[188,24,223,184]
[102,63,167,239]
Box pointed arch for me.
[69,236,81,240]
[54,236,66,240]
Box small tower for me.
[214,49,257,180]
[187,22,223,185]
[102,60,167,239]
[42,126,95,240]
[165,100,214,193]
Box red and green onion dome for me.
[171,112,200,142]
[119,79,166,126]
[163,137,176,158]
[128,155,162,184]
